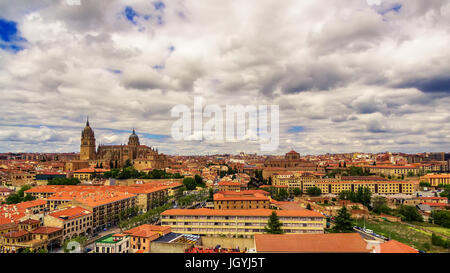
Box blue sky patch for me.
[378,3,402,15]
[0,18,26,53]
[153,1,166,11]
[288,126,305,133]
[124,6,139,25]
[107,69,122,74]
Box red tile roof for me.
[378,240,419,253]
[254,233,370,253]
[19,219,41,225]
[31,226,63,234]
[49,207,92,220]
[1,230,29,238]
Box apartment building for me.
[0,219,63,253]
[420,173,450,186]
[72,192,137,232]
[217,181,242,192]
[315,180,418,195]
[160,208,325,237]
[362,165,419,177]
[25,184,170,212]
[94,233,130,253]
[44,206,93,241]
[271,171,418,195]
[73,168,109,181]
[124,224,172,253]
[214,190,270,210]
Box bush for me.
[431,210,450,228]
[183,177,197,191]
[431,233,449,248]
[306,187,321,196]
[396,205,423,222]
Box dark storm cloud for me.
[397,76,450,93]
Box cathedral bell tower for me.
[80,117,96,161]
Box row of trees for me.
[327,166,371,178]
[119,203,172,231]
[261,187,289,201]
[103,167,183,180]
[182,175,206,191]
[431,210,450,228]
[264,208,354,234]
[439,185,450,199]
[338,187,372,208]
[48,177,80,185]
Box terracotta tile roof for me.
[31,226,63,234]
[378,240,419,253]
[49,207,92,220]
[422,202,449,207]
[0,222,18,230]
[0,187,13,193]
[254,233,370,253]
[218,181,241,186]
[214,191,270,201]
[19,219,41,225]
[1,230,29,238]
[74,168,109,173]
[419,197,448,200]
[125,224,171,238]
[161,208,324,217]
[16,200,47,210]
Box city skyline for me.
[1,0,449,155]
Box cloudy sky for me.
[0,0,449,155]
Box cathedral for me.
[76,118,168,170]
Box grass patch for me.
[353,218,447,253]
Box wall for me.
[150,242,191,253]
[201,237,255,250]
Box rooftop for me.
[254,233,370,253]
[378,240,419,253]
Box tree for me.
[183,177,197,191]
[439,185,450,199]
[358,187,372,208]
[124,159,133,168]
[194,175,205,188]
[293,188,302,196]
[306,186,321,196]
[306,204,312,210]
[431,233,449,248]
[333,206,353,233]
[208,188,214,201]
[372,196,391,214]
[419,182,431,187]
[264,212,284,234]
[48,177,81,186]
[276,188,289,201]
[6,185,36,204]
[431,210,450,228]
[397,205,423,222]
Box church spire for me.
[86,116,90,126]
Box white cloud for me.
[0,0,449,155]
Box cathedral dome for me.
[81,118,95,138]
[128,129,140,146]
